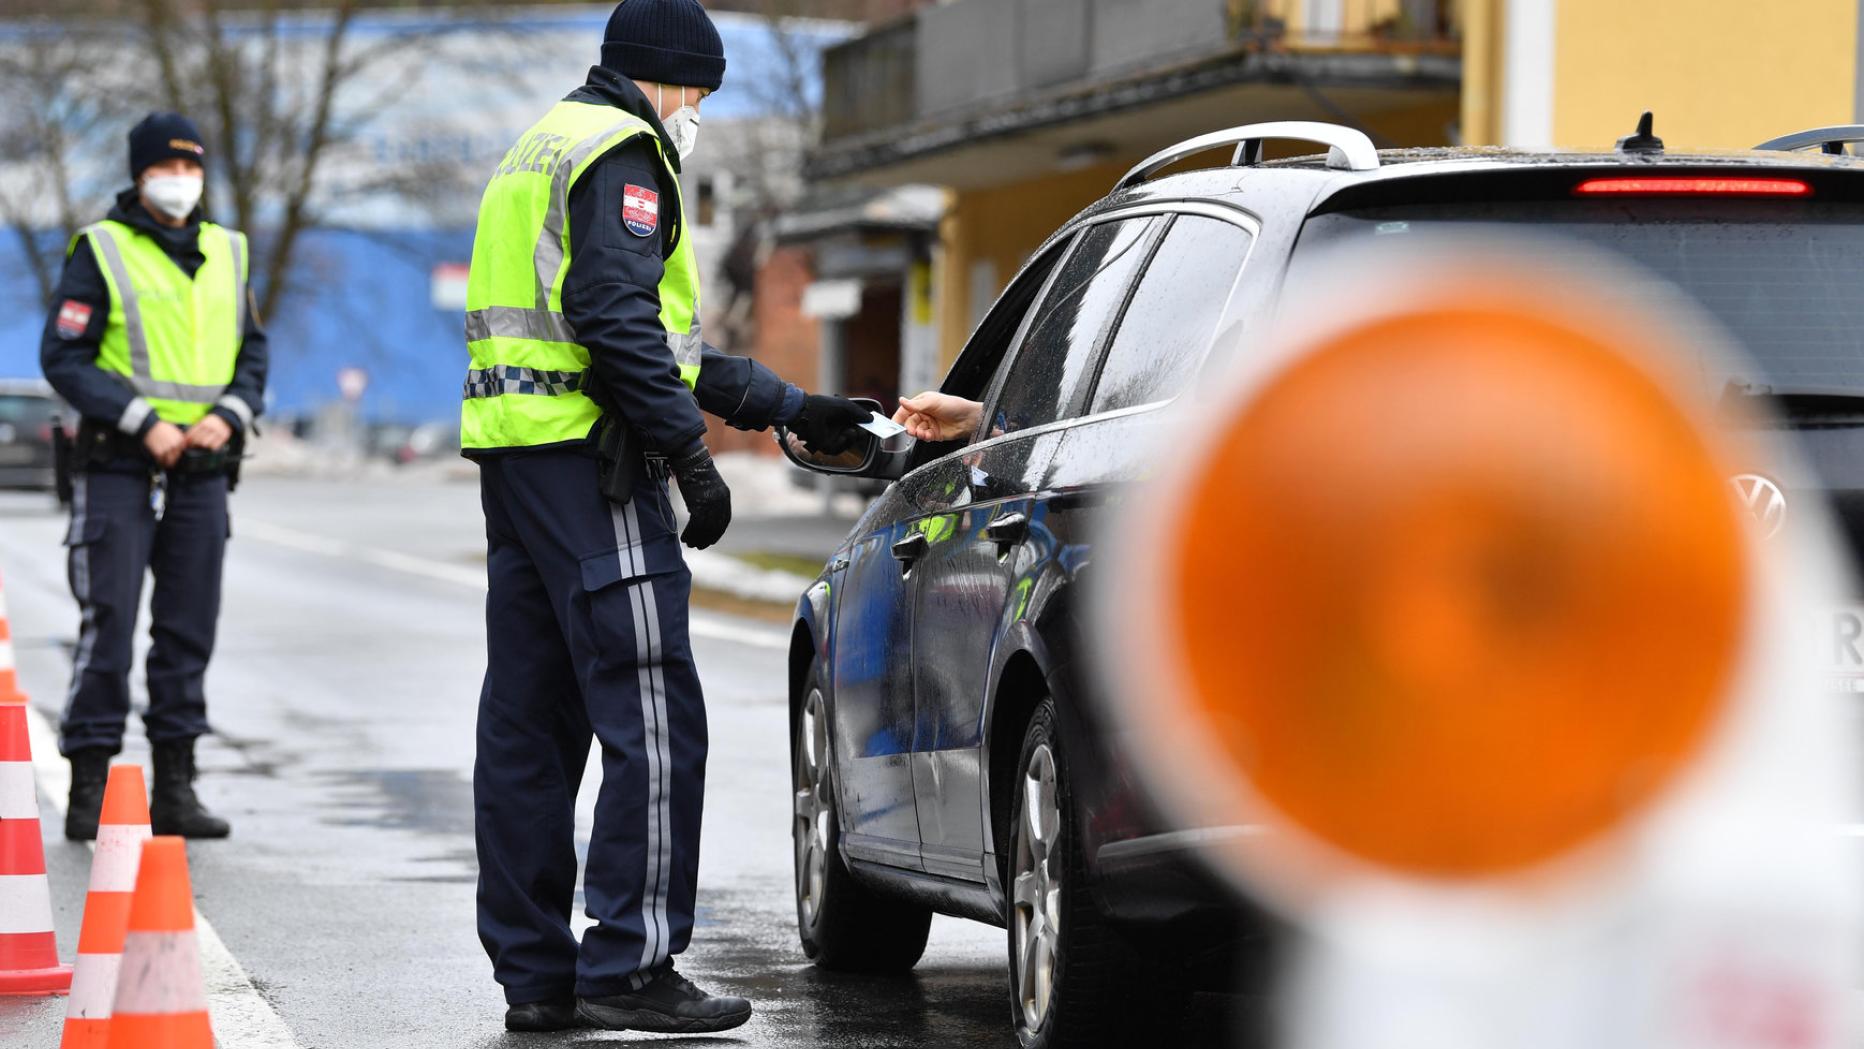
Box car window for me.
[1287,200,1864,392]
[1089,216,1253,414]
[988,217,1156,434]
[0,395,53,427]
[938,236,1073,403]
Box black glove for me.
[671,445,732,550]
[789,394,872,455]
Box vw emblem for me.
[1730,473,1786,538]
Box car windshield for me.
[1288,199,1864,394]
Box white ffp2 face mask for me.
[657,84,702,160]
[141,174,203,221]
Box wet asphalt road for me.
[0,473,1012,1048]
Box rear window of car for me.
[1288,199,1864,390]
[0,395,54,427]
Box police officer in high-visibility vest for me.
[39,113,264,842]
[462,1,871,1034]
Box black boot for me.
[150,739,230,839]
[505,998,579,1032]
[64,748,112,841]
[577,969,752,1034]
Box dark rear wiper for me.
[1718,380,1864,425]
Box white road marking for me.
[23,702,304,1049]
[237,518,790,650]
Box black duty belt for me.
[74,419,241,480]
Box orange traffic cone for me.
[0,569,26,703]
[106,836,211,1047]
[0,691,72,995]
[61,765,152,1048]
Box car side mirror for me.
[774,397,913,481]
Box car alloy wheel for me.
[794,685,833,928]
[1010,740,1062,1037]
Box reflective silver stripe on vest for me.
[532,117,653,311]
[462,364,589,399]
[666,328,702,370]
[226,227,246,336]
[86,225,230,405]
[464,306,577,344]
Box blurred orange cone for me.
[0,691,72,995]
[0,569,27,703]
[106,836,211,1048]
[61,765,152,1048]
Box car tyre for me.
[1007,697,1127,1049]
[793,661,933,972]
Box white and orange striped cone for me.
[61,765,152,1048]
[0,691,73,994]
[0,569,27,703]
[106,836,211,1047]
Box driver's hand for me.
[892,392,983,442]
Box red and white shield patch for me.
[55,299,93,340]
[622,184,660,238]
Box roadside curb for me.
[687,549,816,609]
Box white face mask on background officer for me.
[635,81,708,159]
[139,156,205,226]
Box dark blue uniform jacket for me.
[40,189,268,440]
[475,66,802,460]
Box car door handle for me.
[984,513,1028,547]
[891,532,928,566]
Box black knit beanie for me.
[601,0,726,92]
[128,112,207,180]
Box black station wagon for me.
[779,117,1864,1048]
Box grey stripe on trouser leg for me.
[616,499,675,987]
[61,472,94,725]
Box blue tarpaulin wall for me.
[0,6,849,426]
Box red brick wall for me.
[704,244,819,456]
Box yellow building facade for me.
[1463,0,1858,150]
[817,0,1859,378]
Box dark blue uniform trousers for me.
[59,466,227,755]
[474,450,707,1004]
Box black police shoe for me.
[150,739,231,839]
[505,997,579,1032]
[64,748,111,841]
[577,969,752,1034]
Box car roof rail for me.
[1115,121,1380,190]
[1754,125,1864,154]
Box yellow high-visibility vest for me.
[77,219,247,426]
[460,100,703,450]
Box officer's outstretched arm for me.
[693,343,870,453]
[40,239,157,439]
[693,343,802,430]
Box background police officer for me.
[461,0,871,1035]
[40,112,266,842]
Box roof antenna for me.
[1616,111,1664,154]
